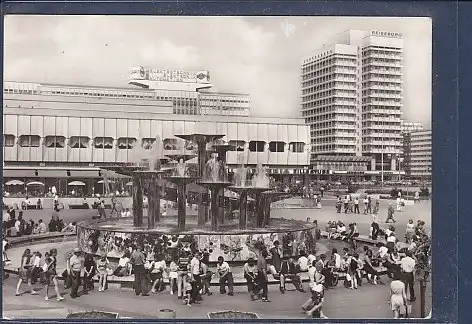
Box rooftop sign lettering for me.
[130,67,211,84]
[370,30,403,39]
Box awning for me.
[125,181,133,186]
[5,180,24,186]
[97,180,115,184]
[26,181,45,186]
[68,181,86,186]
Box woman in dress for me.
[43,248,64,301]
[96,253,110,292]
[405,219,415,244]
[15,249,38,296]
[168,256,179,295]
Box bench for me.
[92,204,112,209]
[22,204,41,210]
[69,204,90,210]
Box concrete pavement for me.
[2,272,431,319]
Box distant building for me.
[301,30,403,180]
[403,130,431,179]
[3,77,309,195]
[401,120,424,134]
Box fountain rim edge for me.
[76,218,317,236]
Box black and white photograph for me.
[2,15,432,320]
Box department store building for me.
[3,68,310,195]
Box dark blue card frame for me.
[0,1,461,323]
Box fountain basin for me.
[77,217,317,262]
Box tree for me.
[415,240,431,318]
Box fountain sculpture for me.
[175,133,225,226]
[230,162,272,229]
[164,158,198,231]
[198,153,232,231]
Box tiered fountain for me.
[77,132,317,263]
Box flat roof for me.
[312,155,372,162]
[4,80,250,97]
[4,106,307,125]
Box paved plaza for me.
[2,270,431,319]
[3,197,432,319]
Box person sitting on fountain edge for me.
[279,257,305,293]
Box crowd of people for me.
[3,207,76,238]
[3,182,431,319]
[6,218,430,319]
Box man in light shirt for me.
[307,253,316,269]
[298,251,309,272]
[69,248,84,299]
[216,256,233,296]
[331,249,342,270]
[38,219,47,234]
[190,251,202,303]
[308,260,324,285]
[401,251,416,302]
[378,243,389,259]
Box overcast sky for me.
[4,15,432,127]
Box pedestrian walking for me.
[15,248,38,296]
[401,251,416,302]
[30,252,42,284]
[257,250,270,302]
[43,248,64,301]
[385,202,396,223]
[390,270,409,319]
[367,195,373,214]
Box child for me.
[182,273,193,306]
[304,283,328,318]
[96,253,109,292]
